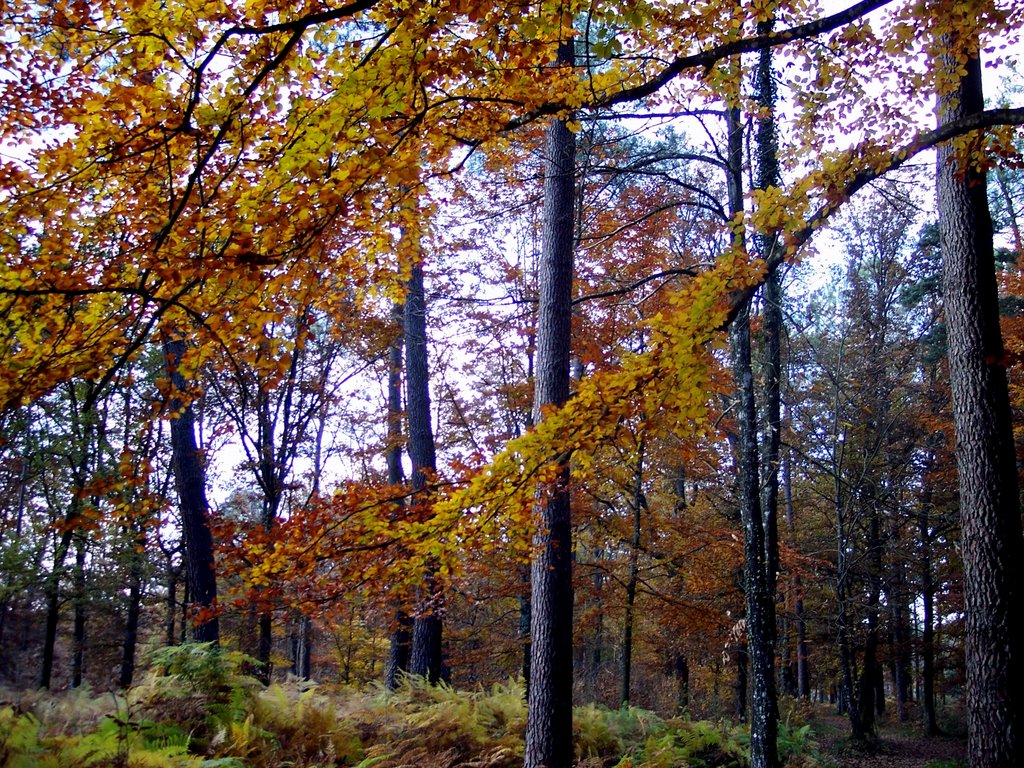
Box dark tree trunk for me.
[524,35,576,768]
[385,612,413,690]
[937,47,1024,768]
[256,613,272,684]
[732,300,779,767]
[40,525,75,689]
[519,343,535,696]
[727,97,778,768]
[836,511,864,741]
[784,453,811,700]
[889,572,913,723]
[620,441,644,707]
[732,640,749,721]
[384,300,412,690]
[165,338,219,645]
[165,558,179,647]
[119,533,143,687]
[404,261,443,684]
[71,536,86,688]
[519,565,531,696]
[674,654,690,714]
[254,390,284,685]
[299,615,312,679]
[919,476,940,735]
[856,506,883,738]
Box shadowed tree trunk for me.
[524,34,576,768]
[71,536,86,688]
[405,259,443,684]
[119,521,144,687]
[165,337,219,645]
[385,300,413,690]
[936,41,1024,767]
[620,439,645,706]
[918,465,940,735]
[726,78,779,766]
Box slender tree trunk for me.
[40,524,75,689]
[727,93,778,768]
[519,342,536,696]
[165,558,179,647]
[937,45,1024,767]
[888,569,912,723]
[919,474,940,735]
[119,533,143,687]
[524,34,576,768]
[254,392,283,685]
[71,536,86,688]
[856,505,883,738]
[299,615,312,679]
[384,300,413,690]
[674,654,690,714]
[784,453,811,700]
[620,440,645,707]
[405,261,443,684]
[164,338,219,645]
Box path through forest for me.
[814,712,965,768]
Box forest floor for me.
[813,710,966,768]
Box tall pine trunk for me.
[937,44,1024,767]
[524,34,576,768]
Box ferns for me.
[2,644,831,768]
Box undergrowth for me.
[0,643,828,768]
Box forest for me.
[0,0,1023,766]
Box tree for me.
[164,337,220,645]
[405,249,444,684]
[524,30,576,768]
[936,25,1024,766]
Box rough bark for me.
[524,35,576,768]
[728,96,779,768]
[165,338,219,645]
[404,261,443,684]
[937,48,1024,768]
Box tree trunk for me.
[674,654,690,714]
[40,522,76,689]
[119,532,143,687]
[728,95,779,768]
[524,35,576,768]
[620,440,645,707]
[165,337,219,645]
[937,46,1024,768]
[165,557,179,647]
[384,300,413,691]
[784,453,811,700]
[71,535,86,688]
[254,390,283,684]
[519,342,535,697]
[919,476,940,735]
[404,261,443,684]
